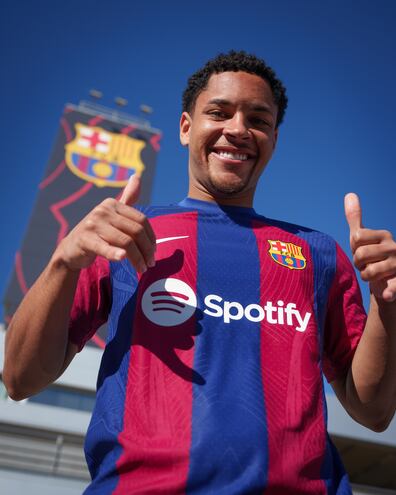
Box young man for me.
[4,51,396,494]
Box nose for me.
[223,112,250,139]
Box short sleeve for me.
[322,243,367,383]
[68,257,112,352]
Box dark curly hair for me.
[182,50,288,127]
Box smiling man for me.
[4,51,396,494]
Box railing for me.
[0,423,89,480]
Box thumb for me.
[119,174,141,206]
[344,192,363,235]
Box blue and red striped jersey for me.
[69,198,366,494]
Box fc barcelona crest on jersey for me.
[268,240,307,270]
[65,124,146,187]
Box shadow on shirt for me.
[98,249,205,390]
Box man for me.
[3,51,396,494]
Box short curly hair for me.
[182,50,288,127]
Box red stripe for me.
[15,251,29,295]
[114,212,197,493]
[77,155,90,173]
[61,117,73,142]
[39,160,66,190]
[115,165,129,182]
[50,182,93,244]
[253,223,327,494]
[150,133,162,151]
[88,115,104,126]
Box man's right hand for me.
[56,175,156,273]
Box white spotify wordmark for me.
[141,278,197,327]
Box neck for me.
[188,183,255,208]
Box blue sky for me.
[1,0,395,320]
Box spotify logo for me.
[141,278,197,327]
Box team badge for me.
[268,240,306,270]
[65,124,146,187]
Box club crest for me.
[65,124,146,187]
[268,240,306,270]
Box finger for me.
[382,279,396,302]
[345,192,363,235]
[353,240,395,269]
[360,259,396,283]
[112,203,156,245]
[119,174,141,206]
[104,217,156,268]
[119,207,156,247]
[98,232,148,274]
[80,225,149,273]
[81,234,126,262]
[350,228,392,248]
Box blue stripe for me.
[83,260,139,494]
[186,211,268,494]
[296,230,335,353]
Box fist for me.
[345,193,396,302]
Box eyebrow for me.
[206,98,273,114]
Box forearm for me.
[345,294,396,430]
[3,250,80,400]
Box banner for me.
[3,104,161,349]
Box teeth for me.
[217,151,248,161]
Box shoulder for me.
[254,213,336,247]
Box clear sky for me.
[1,0,395,322]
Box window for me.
[28,385,95,413]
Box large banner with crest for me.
[3,104,161,348]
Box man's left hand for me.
[345,192,396,302]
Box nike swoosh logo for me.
[156,235,189,245]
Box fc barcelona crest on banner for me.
[4,102,161,350]
[65,124,146,187]
[268,240,307,270]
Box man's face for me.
[180,71,279,206]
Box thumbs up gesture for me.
[56,174,156,273]
[345,193,396,302]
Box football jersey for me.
[69,197,366,494]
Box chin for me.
[208,177,248,196]
[208,168,253,193]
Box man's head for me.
[182,50,288,128]
[180,51,288,207]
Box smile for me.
[217,151,249,161]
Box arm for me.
[3,176,156,400]
[331,193,396,431]
[3,256,80,400]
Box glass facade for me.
[28,385,95,412]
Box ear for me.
[180,112,192,146]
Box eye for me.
[207,110,228,120]
[250,116,271,127]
